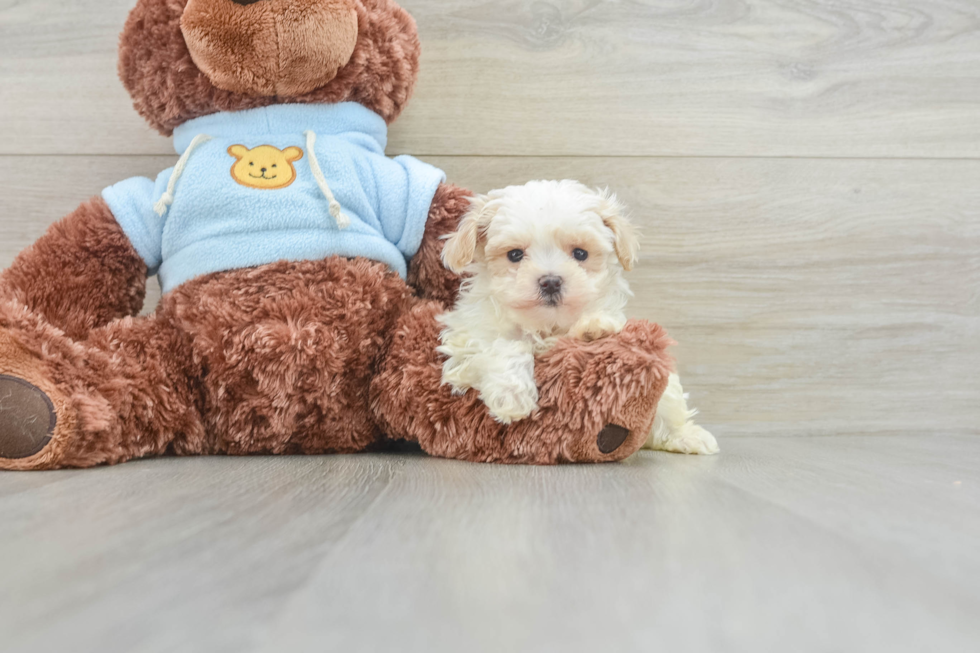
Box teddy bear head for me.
[119,0,422,136]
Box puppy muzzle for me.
[538,275,563,305]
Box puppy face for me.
[443,180,639,334]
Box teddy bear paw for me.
[0,374,57,460]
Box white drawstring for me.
[153,134,212,217]
[304,130,350,230]
[153,131,350,230]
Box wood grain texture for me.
[2,0,980,157]
[3,1,979,651]
[3,155,977,437]
[0,436,978,653]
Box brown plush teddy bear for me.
[0,0,673,471]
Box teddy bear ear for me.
[283,146,304,162]
[228,144,248,159]
[441,194,497,274]
[595,187,640,271]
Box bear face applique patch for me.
[228,144,304,190]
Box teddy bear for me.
[0,0,673,471]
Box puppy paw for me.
[569,315,624,342]
[482,382,539,424]
[654,424,720,455]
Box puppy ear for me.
[596,188,640,271]
[441,194,495,274]
[228,144,248,160]
[282,146,304,162]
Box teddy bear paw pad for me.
[0,375,57,459]
[597,424,630,454]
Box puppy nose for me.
[538,275,563,296]
[260,167,267,172]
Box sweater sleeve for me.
[377,155,447,260]
[101,169,172,275]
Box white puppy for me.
[437,180,718,455]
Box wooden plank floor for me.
[3,154,977,437]
[1,1,979,651]
[0,436,978,653]
[1,0,977,437]
[4,0,980,157]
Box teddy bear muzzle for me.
[180,0,359,97]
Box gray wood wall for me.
[1,0,978,438]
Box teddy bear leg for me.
[0,197,147,341]
[371,301,675,465]
[162,257,418,457]
[0,303,205,470]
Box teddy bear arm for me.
[0,196,147,341]
[406,183,473,307]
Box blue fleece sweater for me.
[102,103,446,293]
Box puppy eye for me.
[249,162,254,166]
[272,164,277,168]
[507,249,525,263]
[573,248,589,261]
